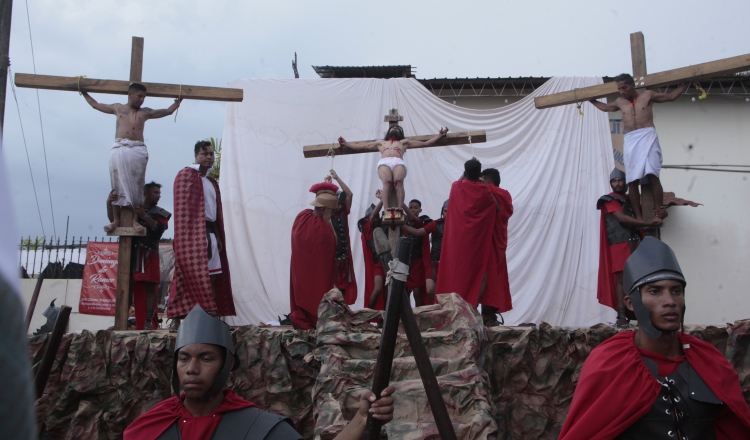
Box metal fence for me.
[18,236,115,278]
[19,236,175,278]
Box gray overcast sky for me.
[3,0,749,239]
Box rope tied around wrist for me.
[385,258,410,286]
[74,75,87,95]
[174,84,182,122]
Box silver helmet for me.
[623,237,686,339]
[172,305,239,401]
[610,168,626,182]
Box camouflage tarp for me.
[30,326,316,439]
[313,290,497,439]
[29,294,750,440]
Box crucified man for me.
[83,82,181,233]
[589,74,688,220]
[338,125,448,214]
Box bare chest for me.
[380,140,405,157]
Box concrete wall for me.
[653,95,750,325]
[21,279,112,334]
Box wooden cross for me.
[14,36,244,330]
[535,32,750,236]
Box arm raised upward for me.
[143,98,182,120]
[82,92,116,114]
[330,169,353,211]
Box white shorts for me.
[207,232,222,275]
[377,157,407,173]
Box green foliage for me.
[208,137,222,182]
[21,237,45,250]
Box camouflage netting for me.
[29,292,750,440]
[313,291,497,439]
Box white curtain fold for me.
[221,77,613,327]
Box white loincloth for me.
[377,157,407,174]
[110,138,148,207]
[624,127,662,185]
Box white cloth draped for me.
[220,77,613,327]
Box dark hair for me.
[194,140,213,155]
[409,199,422,208]
[144,181,162,192]
[613,73,634,85]
[128,83,147,93]
[464,159,482,181]
[383,125,405,141]
[481,168,500,186]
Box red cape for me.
[168,167,235,318]
[360,218,385,311]
[482,185,513,312]
[596,192,631,310]
[290,210,336,329]
[123,390,255,440]
[332,208,357,305]
[436,179,496,307]
[559,331,750,440]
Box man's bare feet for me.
[132,217,145,233]
[655,206,669,219]
[104,221,119,233]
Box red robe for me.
[290,210,336,329]
[596,192,633,310]
[436,179,496,307]
[558,331,750,440]
[123,390,256,440]
[332,207,357,305]
[404,218,432,305]
[360,218,386,311]
[168,167,235,318]
[482,185,514,312]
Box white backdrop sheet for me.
[220,77,613,327]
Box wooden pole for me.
[34,305,71,398]
[24,273,45,332]
[364,232,404,440]
[303,131,486,158]
[0,0,13,142]
[629,32,660,239]
[364,232,457,440]
[129,37,144,83]
[114,208,134,330]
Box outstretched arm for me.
[402,203,421,223]
[588,99,619,112]
[612,211,662,228]
[338,136,380,152]
[144,98,182,119]
[370,190,383,224]
[332,386,395,440]
[82,92,116,114]
[330,169,353,211]
[403,127,448,149]
[650,83,690,103]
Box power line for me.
[9,66,46,236]
[662,165,750,174]
[23,0,56,236]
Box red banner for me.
[79,242,119,315]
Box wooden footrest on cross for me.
[381,209,405,226]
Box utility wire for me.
[24,0,56,236]
[662,165,750,174]
[9,66,46,236]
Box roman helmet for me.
[309,182,340,209]
[610,168,626,182]
[623,237,686,339]
[357,203,376,233]
[172,305,239,401]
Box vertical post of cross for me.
[630,32,660,239]
[113,37,145,330]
